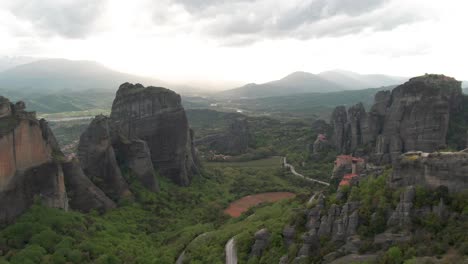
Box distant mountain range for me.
[0,56,38,72]
[0,58,204,96]
[219,70,407,98]
[0,59,167,92]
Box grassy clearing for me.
[204,156,283,168]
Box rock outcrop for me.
[78,115,131,200]
[110,83,199,186]
[282,226,296,248]
[296,194,360,260]
[310,134,331,157]
[114,139,159,192]
[387,186,415,228]
[0,98,68,224]
[331,74,464,163]
[0,98,115,225]
[331,106,348,153]
[390,151,468,193]
[195,117,251,155]
[250,228,270,258]
[62,159,116,213]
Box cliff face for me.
[331,75,463,162]
[78,115,131,200]
[0,98,67,224]
[390,151,468,193]
[109,83,198,186]
[0,97,115,225]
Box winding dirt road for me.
[283,157,330,186]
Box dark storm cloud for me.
[6,0,106,38]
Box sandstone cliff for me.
[330,74,464,162]
[0,97,115,225]
[0,98,68,224]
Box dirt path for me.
[283,157,330,186]
[224,192,296,217]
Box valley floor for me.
[0,158,323,263]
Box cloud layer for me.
[2,0,106,38]
[1,0,424,43]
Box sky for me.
[0,0,467,89]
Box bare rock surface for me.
[110,83,199,186]
[331,74,463,163]
[390,151,468,192]
[62,159,116,213]
[78,115,131,200]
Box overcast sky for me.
[0,0,467,88]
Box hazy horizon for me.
[1,0,468,89]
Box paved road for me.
[176,232,209,264]
[225,237,237,264]
[283,157,330,186]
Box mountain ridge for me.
[219,70,407,98]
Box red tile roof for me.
[339,173,358,187]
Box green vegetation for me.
[0,88,115,114]
[0,115,19,135]
[204,156,282,168]
[0,162,320,263]
[47,119,91,154]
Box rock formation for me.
[295,194,361,260]
[250,228,270,258]
[114,139,159,192]
[0,98,67,224]
[310,134,331,156]
[78,115,131,200]
[390,151,468,193]
[195,117,251,155]
[330,74,464,163]
[387,186,415,228]
[0,98,115,225]
[110,83,199,186]
[282,226,296,248]
[331,106,348,153]
[62,159,116,213]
